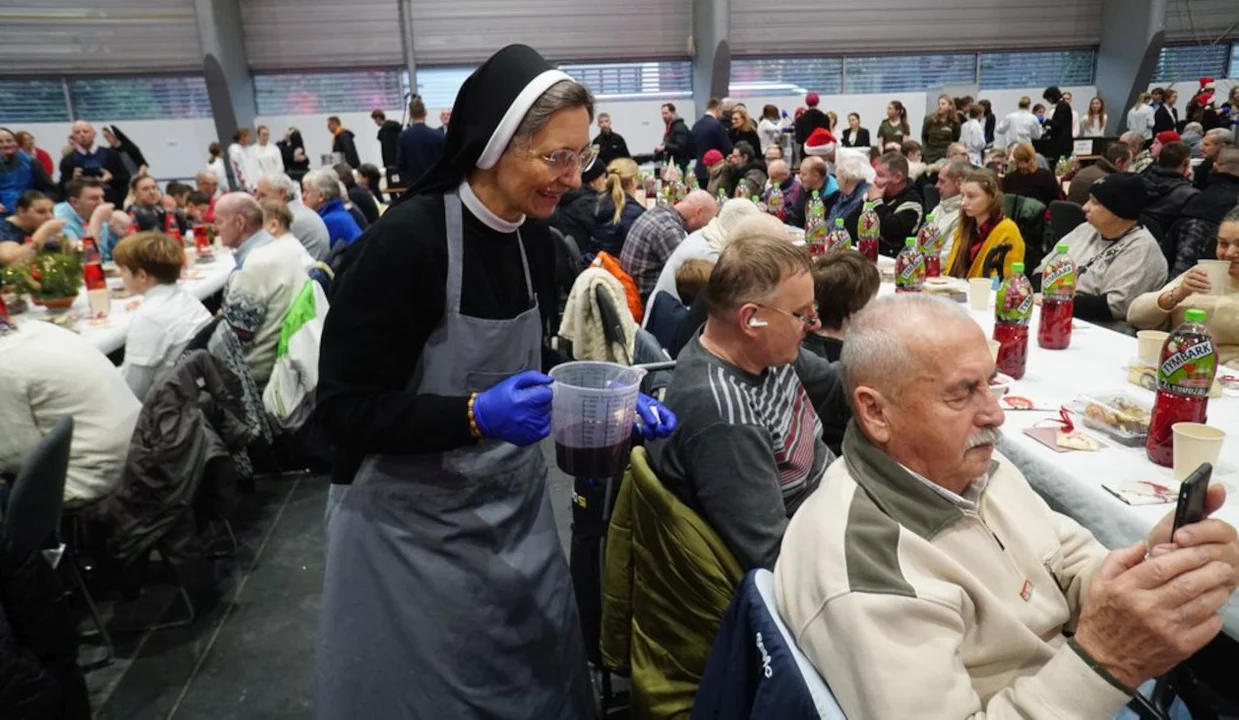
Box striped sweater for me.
[648,335,848,570]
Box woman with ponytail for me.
[590,157,644,256]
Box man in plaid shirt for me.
[620,189,717,302]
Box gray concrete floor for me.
[87,439,579,719]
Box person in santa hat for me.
[702,148,732,197]
[804,127,839,175]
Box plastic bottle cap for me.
[1184,308,1207,323]
[1011,262,1025,273]
[835,218,844,226]
[812,190,819,197]
[1056,243,1069,253]
[905,237,916,247]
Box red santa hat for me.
[804,128,837,157]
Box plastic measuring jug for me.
[549,361,646,477]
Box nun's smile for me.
[496,106,592,220]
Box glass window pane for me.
[254,70,403,115]
[1229,42,1238,78]
[979,50,1096,89]
[729,58,843,97]
[68,76,212,121]
[409,67,475,110]
[1152,44,1228,83]
[560,61,692,100]
[0,79,70,123]
[845,54,975,94]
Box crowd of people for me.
[1,43,1239,718]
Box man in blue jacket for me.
[692,98,733,186]
[301,169,361,250]
[395,95,444,192]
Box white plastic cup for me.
[1136,330,1169,367]
[1197,260,1231,297]
[1171,423,1226,482]
[968,278,992,311]
[987,339,1001,362]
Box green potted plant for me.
[1,250,84,311]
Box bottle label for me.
[1042,262,1076,298]
[1158,336,1217,396]
[996,281,1033,323]
[897,259,923,283]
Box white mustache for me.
[965,427,1001,450]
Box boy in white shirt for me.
[113,231,212,400]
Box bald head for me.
[214,192,265,248]
[729,213,790,245]
[841,295,980,402]
[675,189,718,232]
[71,120,96,150]
[800,156,827,191]
[196,170,219,196]
[768,159,790,184]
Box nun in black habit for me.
[312,45,675,719]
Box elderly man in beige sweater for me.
[775,294,1239,720]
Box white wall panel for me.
[411,0,691,65]
[730,0,1104,55]
[0,1,201,74]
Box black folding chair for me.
[921,184,940,215]
[980,243,1014,281]
[1049,200,1085,243]
[6,416,72,565]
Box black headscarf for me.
[408,44,574,197]
[107,125,148,168]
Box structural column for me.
[194,0,256,188]
[1095,0,1167,135]
[691,0,730,116]
[398,0,419,103]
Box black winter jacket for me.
[0,531,89,719]
[1141,165,1199,246]
[551,188,601,254]
[1168,173,1239,277]
[97,352,250,579]
[660,118,693,169]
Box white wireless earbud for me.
[748,317,769,328]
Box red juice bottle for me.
[894,238,926,293]
[81,236,102,265]
[1038,242,1075,350]
[993,262,1033,379]
[857,200,880,262]
[917,220,941,278]
[1146,309,1217,467]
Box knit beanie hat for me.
[1155,130,1181,145]
[702,149,725,167]
[804,128,837,157]
[805,92,820,107]
[1089,173,1145,221]
[581,159,606,185]
[702,198,761,251]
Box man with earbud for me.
[647,219,852,572]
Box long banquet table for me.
[878,280,1239,637]
[11,250,235,356]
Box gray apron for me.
[314,193,593,719]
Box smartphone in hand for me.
[1172,462,1212,535]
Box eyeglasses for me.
[754,303,820,328]
[533,146,598,174]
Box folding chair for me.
[1048,200,1085,243]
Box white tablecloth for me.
[878,283,1239,636]
[12,250,235,355]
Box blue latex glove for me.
[472,371,554,446]
[633,393,677,440]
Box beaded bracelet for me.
[467,393,483,439]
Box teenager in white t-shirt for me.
[112,231,212,400]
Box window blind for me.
[0,80,71,124]
[979,50,1097,89]
[68,76,213,120]
[254,71,404,115]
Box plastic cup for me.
[549,361,646,478]
[1137,330,1169,366]
[987,339,1001,361]
[1171,423,1226,482]
[968,278,991,311]
[1197,260,1231,296]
